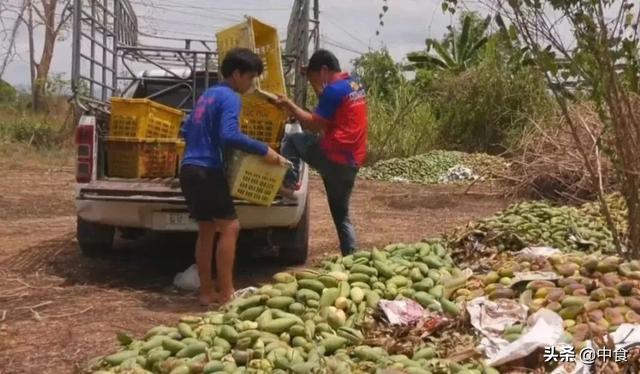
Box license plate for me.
[152,212,196,231]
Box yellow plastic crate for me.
[216,17,286,94]
[176,140,186,175]
[106,137,182,178]
[240,94,288,147]
[216,17,288,146]
[227,150,288,207]
[109,97,184,138]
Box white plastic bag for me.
[486,308,565,367]
[173,264,200,291]
[379,299,425,325]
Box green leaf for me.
[625,12,634,27]
[508,25,519,41]
[442,2,449,13]
[456,14,473,64]
[432,41,457,68]
[537,49,559,75]
[464,36,489,62]
[407,53,449,70]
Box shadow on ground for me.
[25,230,293,296]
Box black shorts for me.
[179,164,237,221]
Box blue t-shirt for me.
[181,82,268,169]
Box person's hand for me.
[273,94,293,111]
[264,147,291,167]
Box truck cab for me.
[71,0,316,264]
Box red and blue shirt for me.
[313,72,367,167]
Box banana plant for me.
[407,13,491,72]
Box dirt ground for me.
[0,153,509,373]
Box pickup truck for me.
[71,0,316,264]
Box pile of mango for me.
[88,242,496,374]
[469,197,628,253]
[580,192,628,236]
[458,252,640,348]
[359,151,505,185]
[87,193,634,373]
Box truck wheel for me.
[77,217,115,257]
[276,197,310,265]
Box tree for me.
[0,1,28,78]
[442,0,640,258]
[352,48,403,98]
[407,12,491,72]
[12,0,73,111]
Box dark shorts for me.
[179,164,237,222]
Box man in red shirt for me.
[276,49,367,256]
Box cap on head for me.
[306,49,341,73]
[220,47,264,78]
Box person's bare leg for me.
[195,221,217,305]
[214,218,240,304]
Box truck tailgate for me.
[80,178,182,197]
[78,178,295,206]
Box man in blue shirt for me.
[180,48,286,306]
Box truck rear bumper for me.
[76,167,309,231]
[76,199,304,231]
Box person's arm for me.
[219,94,288,165]
[219,94,269,155]
[280,99,331,133]
[276,86,341,133]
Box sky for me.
[0,0,463,88]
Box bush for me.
[366,83,437,163]
[352,49,438,163]
[427,39,553,154]
[354,42,552,162]
[0,114,62,149]
[0,98,68,149]
[0,79,17,103]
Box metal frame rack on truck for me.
[71,0,319,265]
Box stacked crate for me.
[106,98,185,179]
[216,16,289,151]
[215,17,290,207]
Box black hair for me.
[307,49,341,72]
[220,48,264,78]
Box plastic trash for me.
[517,246,562,259]
[234,287,259,299]
[173,264,200,291]
[486,308,565,367]
[379,299,425,325]
[439,165,481,183]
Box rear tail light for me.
[75,117,95,183]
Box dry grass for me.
[0,141,74,170]
[0,97,75,152]
[501,103,616,204]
